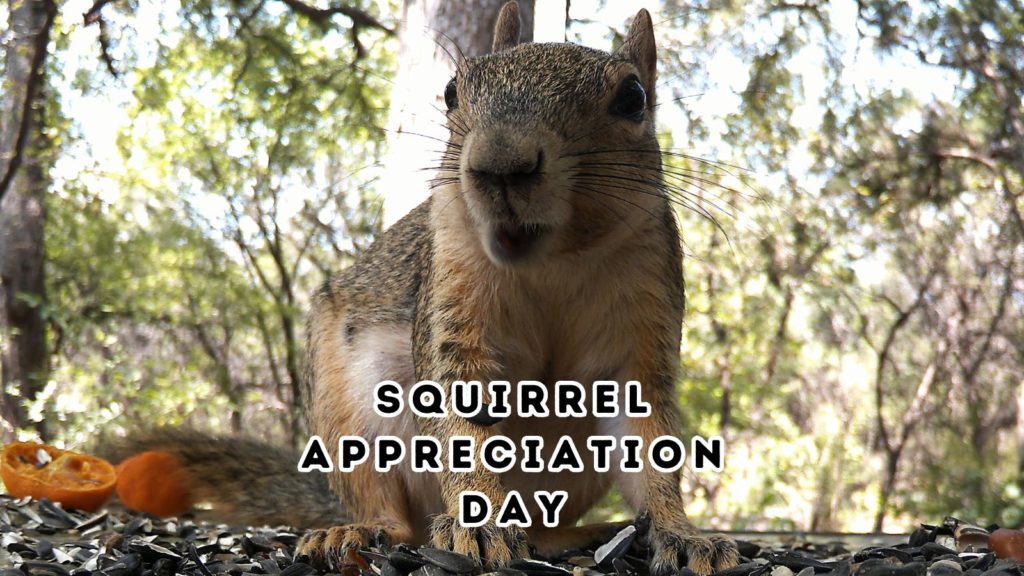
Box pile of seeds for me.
[2,495,1022,576]
[1,496,304,576]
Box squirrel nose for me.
[468,149,543,194]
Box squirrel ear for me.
[619,9,658,96]
[492,1,522,53]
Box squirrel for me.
[107,3,740,575]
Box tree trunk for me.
[0,0,56,442]
[873,446,900,532]
[281,306,303,446]
[381,0,535,226]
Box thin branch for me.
[872,269,937,453]
[962,256,1015,388]
[275,0,395,35]
[898,359,937,448]
[290,195,335,282]
[254,309,285,401]
[763,286,794,385]
[934,148,998,171]
[83,0,120,77]
[83,0,117,25]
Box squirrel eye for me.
[444,78,458,111]
[610,75,646,123]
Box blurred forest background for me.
[1,0,1023,534]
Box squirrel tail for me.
[100,428,348,528]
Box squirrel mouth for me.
[490,223,545,263]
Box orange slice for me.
[115,450,193,517]
[1,442,117,512]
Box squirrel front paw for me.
[295,524,395,571]
[429,513,530,568]
[642,516,738,576]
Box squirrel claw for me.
[295,524,389,572]
[646,527,739,576]
[429,513,529,568]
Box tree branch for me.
[873,269,936,453]
[83,0,117,25]
[962,256,1014,388]
[275,0,394,35]
[83,0,121,77]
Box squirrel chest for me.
[121,6,739,573]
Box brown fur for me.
[110,4,739,575]
[491,1,521,53]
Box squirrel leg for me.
[301,316,420,570]
[606,378,739,576]
[294,464,416,570]
[416,414,530,568]
[411,266,529,568]
[592,262,739,576]
[296,519,414,570]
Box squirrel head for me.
[435,2,663,267]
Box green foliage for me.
[30,0,394,447]
[637,0,1024,530]
[7,0,1023,532]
